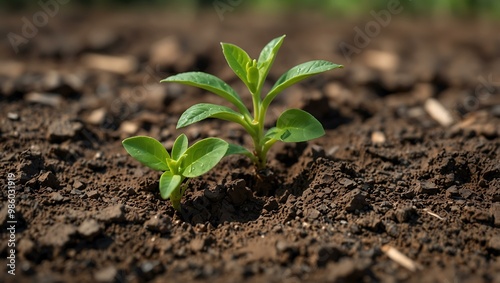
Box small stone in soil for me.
[190,238,207,252]
[339,178,357,189]
[94,266,118,283]
[356,215,384,232]
[39,223,77,248]
[424,98,454,127]
[446,186,460,198]
[343,189,368,212]
[87,190,100,199]
[276,240,296,254]
[415,181,439,195]
[97,204,125,223]
[87,160,106,171]
[140,261,163,277]
[119,121,139,135]
[472,208,490,223]
[363,50,399,72]
[306,208,321,220]
[20,262,34,276]
[47,120,82,143]
[263,198,279,212]
[385,222,400,237]
[271,224,283,233]
[459,188,474,199]
[371,131,386,144]
[38,171,60,189]
[73,180,86,190]
[7,112,19,120]
[144,214,172,233]
[394,206,418,223]
[86,108,107,125]
[150,36,184,68]
[78,219,101,238]
[349,223,361,234]
[126,187,137,196]
[82,53,138,75]
[51,192,64,202]
[25,92,62,107]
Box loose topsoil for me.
[1,9,499,283]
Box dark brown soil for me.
[1,9,500,283]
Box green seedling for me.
[122,134,228,211]
[162,35,343,169]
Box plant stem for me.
[247,86,264,169]
[254,138,266,170]
[251,92,260,124]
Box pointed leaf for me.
[180,138,228,178]
[177,103,245,128]
[161,72,247,113]
[225,143,253,157]
[268,109,325,142]
[263,60,343,109]
[257,35,286,88]
[122,136,169,171]
[171,134,188,160]
[221,42,252,86]
[159,171,183,199]
[258,35,285,67]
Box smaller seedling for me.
[122,134,228,211]
[162,35,343,169]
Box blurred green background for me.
[2,0,500,18]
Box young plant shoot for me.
[122,134,228,211]
[161,35,343,169]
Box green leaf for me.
[180,138,228,178]
[268,109,325,142]
[161,72,248,114]
[257,35,286,89]
[159,171,183,199]
[171,134,188,160]
[263,60,343,109]
[221,42,252,86]
[225,143,253,157]
[122,136,169,171]
[177,103,245,129]
[264,127,280,141]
